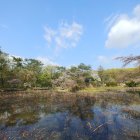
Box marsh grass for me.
[80,86,140,93]
[122,108,140,119]
[0,90,140,140]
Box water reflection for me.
[68,96,95,120]
[0,92,140,140]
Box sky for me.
[0,0,140,69]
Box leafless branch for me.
[116,55,140,67]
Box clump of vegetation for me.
[122,108,140,119]
[106,82,118,87]
[125,81,138,87]
[70,85,81,92]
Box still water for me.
[0,92,140,140]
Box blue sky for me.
[0,0,140,69]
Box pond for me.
[0,91,140,140]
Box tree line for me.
[0,48,140,91]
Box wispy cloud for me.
[44,21,83,49]
[97,55,123,68]
[0,24,8,29]
[105,4,140,48]
[44,27,56,44]
[104,14,120,31]
[37,56,58,66]
[97,54,122,64]
[97,55,111,63]
[9,54,57,66]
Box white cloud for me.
[133,4,140,18]
[37,56,58,66]
[105,4,140,48]
[97,55,124,69]
[44,21,83,49]
[97,55,111,63]
[9,55,57,66]
[44,27,56,44]
[97,55,120,64]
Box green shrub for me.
[106,82,117,87]
[70,85,81,92]
[136,82,140,87]
[125,81,137,87]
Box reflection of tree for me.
[0,94,96,127]
[0,97,41,126]
[100,100,108,110]
[5,112,40,126]
[69,96,95,120]
[1,93,140,139]
[59,95,95,139]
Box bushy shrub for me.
[125,81,137,87]
[70,85,81,92]
[136,82,140,87]
[106,82,117,87]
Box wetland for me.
[0,91,140,140]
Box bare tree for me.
[116,55,140,67]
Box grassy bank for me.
[0,87,140,105]
[79,86,140,94]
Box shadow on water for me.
[0,92,140,140]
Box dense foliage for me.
[0,49,140,91]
